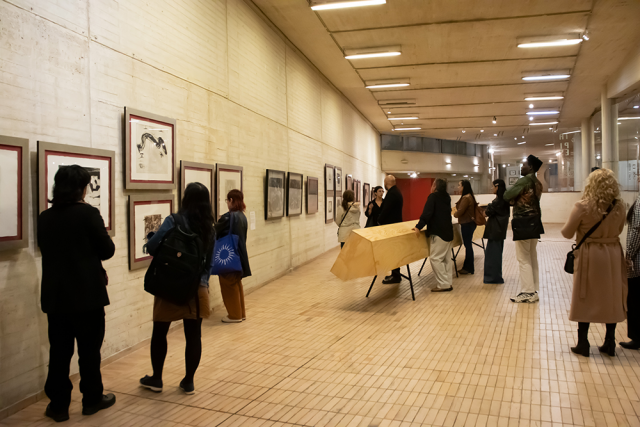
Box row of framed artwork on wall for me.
[324,163,372,225]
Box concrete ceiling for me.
[251,0,640,163]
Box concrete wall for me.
[0,0,382,413]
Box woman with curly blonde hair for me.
[561,168,627,357]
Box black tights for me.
[150,319,203,382]
[578,322,616,338]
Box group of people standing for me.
[37,165,251,421]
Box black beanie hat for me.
[527,155,543,172]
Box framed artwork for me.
[346,175,353,192]
[354,180,361,202]
[509,169,517,176]
[180,161,214,207]
[509,176,518,185]
[324,164,334,224]
[128,193,174,270]
[216,164,243,220]
[334,167,342,193]
[38,141,116,236]
[0,136,29,251]
[287,172,303,217]
[363,183,371,206]
[124,107,176,190]
[307,177,318,214]
[266,169,286,220]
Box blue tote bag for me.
[210,213,243,275]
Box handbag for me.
[337,203,353,236]
[211,213,243,275]
[511,190,544,241]
[564,201,615,274]
[472,204,487,226]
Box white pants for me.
[515,239,539,293]
[430,235,452,289]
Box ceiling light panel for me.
[524,93,564,101]
[344,45,401,60]
[517,34,582,48]
[310,0,386,10]
[366,79,410,89]
[529,121,559,126]
[522,70,571,81]
[392,127,421,131]
[387,117,419,120]
[378,99,416,105]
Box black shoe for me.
[383,275,394,281]
[179,379,195,395]
[82,393,116,416]
[45,404,69,423]
[598,339,616,357]
[458,269,473,275]
[431,287,453,292]
[140,375,163,392]
[570,328,590,357]
[620,340,640,350]
[382,276,401,284]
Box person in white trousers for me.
[413,179,455,292]
[504,154,544,303]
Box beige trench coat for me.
[561,200,627,323]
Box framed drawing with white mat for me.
[180,161,215,209]
[128,193,175,270]
[0,136,29,251]
[216,164,243,220]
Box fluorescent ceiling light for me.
[545,143,554,146]
[634,106,639,109]
[392,127,421,131]
[379,98,415,105]
[387,117,418,120]
[524,93,564,101]
[526,110,559,115]
[366,79,410,89]
[561,130,580,135]
[518,142,526,145]
[310,0,386,10]
[345,45,401,60]
[522,71,570,81]
[517,34,582,48]
[618,117,640,120]
[529,121,559,126]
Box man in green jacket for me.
[504,154,544,304]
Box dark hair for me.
[459,180,476,204]
[179,182,214,250]
[373,185,383,195]
[50,165,91,206]
[591,166,601,173]
[342,190,355,210]
[227,189,246,212]
[527,155,543,172]
[493,179,506,200]
[434,178,447,193]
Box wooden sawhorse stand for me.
[365,264,415,301]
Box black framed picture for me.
[266,169,286,220]
[287,172,303,216]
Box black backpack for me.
[144,214,205,305]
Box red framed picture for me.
[128,194,175,270]
[0,136,29,251]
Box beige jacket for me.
[335,202,361,243]
[561,200,627,323]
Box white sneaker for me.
[221,316,242,323]
[528,293,539,303]
[510,292,536,303]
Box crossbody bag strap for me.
[574,200,616,251]
[338,203,353,227]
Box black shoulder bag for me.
[511,188,544,241]
[564,201,615,274]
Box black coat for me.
[377,185,403,225]
[415,190,454,242]
[483,196,510,240]
[215,211,252,278]
[364,200,383,228]
[38,203,115,313]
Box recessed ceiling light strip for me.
[310,0,386,11]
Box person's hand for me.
[368,203,373,214]
[412,227,421,237]
[451,206,457,215]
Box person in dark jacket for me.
[453,180,478,275]
[139,182,214,396]
[483,179,510,284]
[214,189,251,323]
[377,175,404,283]
[412,178,454,292]
[37,165,116,422]
[365,186,384,228]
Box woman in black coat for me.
[483,179,510,284]
[365,186,384,228]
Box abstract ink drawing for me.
[84,167,101,210]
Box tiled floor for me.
[3,224,640,427]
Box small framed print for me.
[0,136,29,251]
[287,172,303,217]
[363,183,371,206]
[334,167,342,194]
[38,141,116,236]
[180,161,214,208]
[324,164,334,224]
[128,193,174,270]
[266,169,286,220]
[216,164,243,220]
[307,177,318,214]
[124,107,176,190]
[509,176,518,185]
[346,175,353,192]
[509,169,517,176]
[354,180,361,202]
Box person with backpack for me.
[215,189,252,323]
[453,180,478,275]
[139,182,214,395]
[483,179,510,284]
[335,190,360,248]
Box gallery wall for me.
[0,0,382,412]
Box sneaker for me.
[458,269,474,275]
[222,316,242,323]
[179,379,195,395]
[431,287,453,292]
[528,293,539,303]
[45,404,69,423]
[510,292,536,303]
[140,375,163,392]
[82,393,116,415]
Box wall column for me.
[601,86,615,172]
[573,131,583,190]
[611,101,620,178]
[581,118,591,179]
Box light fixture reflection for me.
[311,0,386,10]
